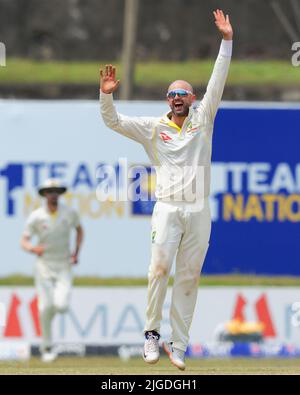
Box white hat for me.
[38,178,67,197]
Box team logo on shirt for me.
[186,127,200,135]
[159,132,172,142]
[186,120,201,135]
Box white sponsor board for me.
[0,302,6,327]
[0,100,162,277]
[0,287,300,346]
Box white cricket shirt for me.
[100,40,232,204]
[23,204,80,262]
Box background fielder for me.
[21,179,83,362]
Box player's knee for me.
[149,246,172,279]
[155,262,169,278]
[39,303,54,315]
[149,260,169,279]
[54,302,68,314]
[180,264,201,295]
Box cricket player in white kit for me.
[99,10,233,370]
[21,179,83,362]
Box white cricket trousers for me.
[144,198,211,352]
[35,259,72,351]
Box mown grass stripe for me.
[1,274,300,287]
[0,59,298,86]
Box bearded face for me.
[166,83,195,118]
[169,95,191,117]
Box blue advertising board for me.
[205,104,300,274]
[128,104,300,275]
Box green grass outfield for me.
[0,59,298,86]
[1,274,300,287]
[0,356,300,375]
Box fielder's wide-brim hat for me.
[38,178,67,197]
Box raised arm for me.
[99,64,153,145]
[200,10,233,123]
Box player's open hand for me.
[71,253,78,265]
[213,9,233,40]
[100,64,120,94]
[31,245,45,257]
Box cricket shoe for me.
[143,330,160,364]
[163,341,186,370]
[41,347,57,363]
